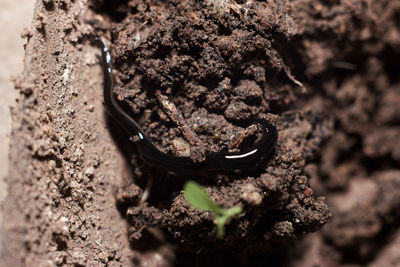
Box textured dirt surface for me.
[104,0,331,253]
[0,0,35,237]
[3,1,134,265]
[3,0,400,266]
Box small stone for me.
[172,138,191,157]
[241,183,263,206]
[259,173,278,191]
[84,167,95,178]
[48,160,56,170]
[304,187,313,197]
[70,181,79,188]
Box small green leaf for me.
[183,181,219,212]
[221,206,242,218]
[183,181,244,239]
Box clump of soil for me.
[92,0,331,252]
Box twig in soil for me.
[282,63,307,94]
[155,90,203,146]
[270,48,307,94]
[228,124,258,150]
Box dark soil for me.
[3,0,400,266]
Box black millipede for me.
[96,38,278,174]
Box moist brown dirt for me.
[3,0,400,266]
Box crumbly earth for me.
[104,0,331,253]
[3,0,400,266]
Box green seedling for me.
[183,180,242,238]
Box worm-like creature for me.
[96,38,278,174]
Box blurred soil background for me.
[0,0,34,250]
